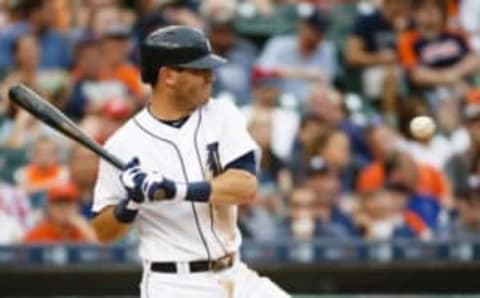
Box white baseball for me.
[409,116,436,139]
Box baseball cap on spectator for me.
[306,156,330,176]
[464,89,480,121]
[102,99,133,120]
[251,67,281,89]
[297,4,329,33]
[47,182,79,202]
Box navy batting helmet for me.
[139,25,227,85]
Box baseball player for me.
[91,26,290,298]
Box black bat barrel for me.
[8,84,126,170]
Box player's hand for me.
[120,157,148,203]
[120,157,177,202]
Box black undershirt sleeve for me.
[224,150,256,175]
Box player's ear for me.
[161,67,176,87]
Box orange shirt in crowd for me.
[21,164,65,190]
[357,161,448,199]
[23,221,87,243]
[99,63,146,100]
[397,30,469,71]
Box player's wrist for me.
[113,199,139,223]
[185,181,211,202]
[169,181,211,202]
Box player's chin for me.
[198,95,210,106]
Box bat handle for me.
[89,145,126,170]
[106,154,126,170]
[106,156,125,170]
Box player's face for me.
[171,68,214,108]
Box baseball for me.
[409,116,436,140]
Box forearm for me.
[90,206,130,243]
[345,37,385,66]
[209,169,258,205]
[411,66,459,86]
[71,215,98,243]
[276,66,325,82]
[412,54,480,86]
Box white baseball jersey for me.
[92,99,259,262]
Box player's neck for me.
[149,90,192,121]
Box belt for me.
[150,253,235,274]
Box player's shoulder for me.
[103,110,143,150]
[203,98,241,115]
[202,98,246,123]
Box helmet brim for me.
[176,53,227,69]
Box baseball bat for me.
[8,84,126,170]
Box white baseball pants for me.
[140,261,291,298]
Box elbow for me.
[239,173,258,204]
[95,232,116,244]
[90,222,112,244]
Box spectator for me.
[278,187,318,240]
[316,130,360,192]
[450,175,480,239]
[237,188,279,241]
[358,150,452,208]
[247,108,292,194]
[1,34,70,148]
[23,181,97,243]
[289,113,330,185]
[355,179,442,241]
[345,0,410,114]
[356,124,400,192]
[355,189,397,240]
[98,24,147,104]
[387,182,443,241]
[65,37,102,120]
[0,0,71,71]
[257,5,337,103]
[404,97,469,169]
[69,3,122,42]
[15,135,68,195]
[307,84,370,164]
[67,144,98,219]
[95,98,135,144]
[305,157,359,238]
[0,181,32,243]
[459,0,480,53]
[445,96,480,198]
[203,4,258,106]
[0,209,24,244]
[398,0,480,92]
[242,68,300,161]
[346,0,411,66]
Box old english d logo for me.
[206,142,222,177]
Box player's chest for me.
[132,124,222,183]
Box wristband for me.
[184,181,211,202]
[113,199,139,223]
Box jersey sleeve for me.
[216,101,260,172]
[91,140,128,213]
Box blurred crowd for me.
[2,0,480,246]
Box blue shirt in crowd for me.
[0,22,71,70]
[257,34,338,102]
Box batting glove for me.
[120,157,148,203]
[120,157,183,202]
[120,157,211,203]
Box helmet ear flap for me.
[141,67,159,86]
